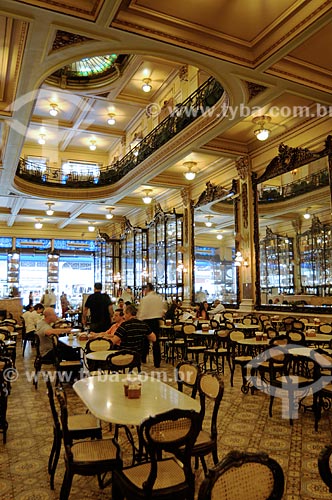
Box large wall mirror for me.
[253,135,332,312]
[193,180,239,306]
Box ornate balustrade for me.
[16,77,224,188]
[259,167,329,203]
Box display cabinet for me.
[95,238,121,297]
[47,252,59,283]
[147,208,184,299]
[121,208,184,300]
[7,251,20,285]
[260,227,294,297]
[298,215,332,296]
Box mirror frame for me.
[252,134,332,310]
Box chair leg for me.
[112,475,125,500]
[212,447,219,465]
[49,429,61,490]
[269,395,274,417]
[200,456,208,475]
[60,468,73,500]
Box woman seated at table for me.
[89,309,124,339]
[195,301,210,321]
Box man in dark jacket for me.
[82,282,113,333]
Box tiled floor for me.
[1,343,332,499]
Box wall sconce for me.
[142,78,152,93]
[105,207,114,220]
[49,103,59,117]
[303,208,311,220]
[183,161,197,180]
[205,215,213,227]
[216,233,223,240]
[45,203,54,216]
[88,222,95,232]
[252,115,271,141]
[89,140,97,151]
[107,113,116,125]
[234,251,243,266]
[38,134,46,145]
[243,258,249,267]
[114,272,121,282]
[34,218,43,229]
[142,189,153,204]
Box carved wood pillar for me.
[181,188,194,305]
[236,156,255,311]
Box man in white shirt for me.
[209,299,225,317]
[49,288,57,309]
[137,283,166,367]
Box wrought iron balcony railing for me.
[258,168,329,203]
[16,77,224,188]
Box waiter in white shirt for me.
[138,283,165,368]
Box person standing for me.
[137,283,165,368]
[60,292,70,318]
[121,286,134,303]
[41,289,51,307]
[82,282,113,333]
[49,288,57,309]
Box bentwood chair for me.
[0,356,13,443]
[51,335,82,384]
[112,408,201,500]
[192,372,224,475]
[33,334,56,389]
[106,349,141,374]
[318,444,332,492]
[175,360,201,399]
[229,330,253,389]
[84,337,114,371]
[45,374,102,490]
[198,450,285,500]
[56,386,122,500]
[203,326,230,374]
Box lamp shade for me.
[142,189,152,204]
[142,78,152,92]
[252,115,271,141]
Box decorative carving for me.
[242,182,248,229]
[255,140,328,185]
[265,227,275,238]
[243,81,267,100]
[195,181,235,208]
[97,229,111,242]
[179,65,188,81]
[52,30,93,51]
[236,156,249,180]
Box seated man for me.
[36,307,80,362]
[22,302,44,337]
[111,304,156,360]
[209,299,225,317]
[90,309,125,339]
